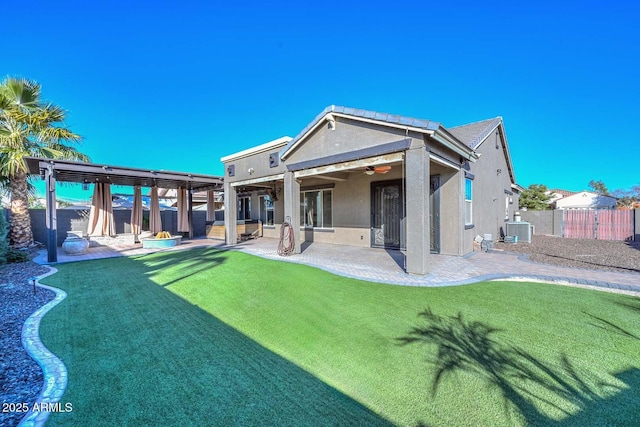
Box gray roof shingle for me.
[448,117,502,149]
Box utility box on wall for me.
[506,222,532,243]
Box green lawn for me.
[40,248,640,426]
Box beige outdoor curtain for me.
[177,187,189,232]
[149,186,163,233]
[131,185,143,235]
[87,182,116,237]
[206,190,215,222]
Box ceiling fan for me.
[363,165,392,175]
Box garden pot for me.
[62,237,89,255]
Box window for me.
[505,195,510,220]
[259,195,274,225]
[237,197,251,220]
[464,178,473,225]
[300,189,333,228]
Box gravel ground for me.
[0,259,53,427]
[494,235,640,274]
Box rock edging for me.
[19,267,68,427]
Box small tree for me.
[612,185,640,209]
[519,184,552,210]
[588,180,609,195]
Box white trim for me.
[231,173,284,187]
[466,121,501,150]
[432,130,479,162]
[281,112,437,160]
[221,136,292,163]
[429,152,461,170]
[293,152,404,179]
[511,183,525,192]
[331,112,437,137]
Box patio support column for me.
[188,188,194,239]
[284,171,301,254]
[224,181,237,244]
[405,145,430,275]
[44,164,57,263]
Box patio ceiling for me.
[25,157,224,191]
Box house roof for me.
[548,189,578,198]
[221,136,292,163]
[448,117,502,149]
[280,105,478,162]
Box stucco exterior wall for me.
[463,128,518,251]
[297,168,404,247]
[224,143,288,184]
[430,163,463,255]
[284,117,415,164]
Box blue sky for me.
[4,0,639,200]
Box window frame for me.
[237,196,251,220]
[259,195,275,226]
[300,189,333,229]
[464,178,473,226]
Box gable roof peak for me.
[280,105,442,160]
[447,117,503,149]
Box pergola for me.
[25,157,224,262]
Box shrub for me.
[0,210,30,264]
[6,248,29,263]
[0,211,9,264]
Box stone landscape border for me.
[19,267,68,427]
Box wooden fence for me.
[563,209,635,240]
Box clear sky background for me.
[3,0,638,200]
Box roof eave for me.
[432,127,479,162]
[221,136,292,163]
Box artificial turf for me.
[39,247,640,426]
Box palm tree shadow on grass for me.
[397,308,624,426]
[136,247,229,287]
[583,311,640,341]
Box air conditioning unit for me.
[506,222,532,243]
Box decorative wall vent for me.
[269,153,279,168]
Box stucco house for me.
[551,190,617,210]
[221,106,521,275]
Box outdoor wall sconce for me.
[497,169,502,175]
[509,196,513,204]
[248,167,255,175]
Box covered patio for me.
[25,157,223,262]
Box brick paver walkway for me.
[227,238,640,294]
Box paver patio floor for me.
[34,237,640,294]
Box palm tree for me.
[0,77,90,247]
